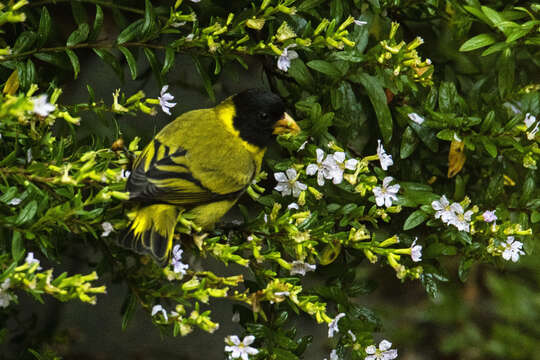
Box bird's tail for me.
[120,204,178,265]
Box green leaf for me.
[67,23,90,46]
[403,209,429,230]
[16,200,38,225]
[141,0,156,39]
[34,52,70,68]
[117,19,143,44]
[36,7,52,48]
[481,6,504,27]
[481,136,497,157]
[71,1,88,25]
[350,72,393,143]
[66,49,80,79]
[424,243,457,258]
[400,126,419,159]
[459,34,497,51]
[118,46,137,80]
[93,49,123,80]
[0,187,17,203]
[143,47,162,85]
[330,0,344,23]
[464,5,490,24]
[506,25,534,43]
[436,129,455,141]
[306,60,342,78]
[481,42,508,56]
[458,258,474,282]
[25,59,36,87]
[11,231,24,262]
[16,61,28,90]
[193,56,215,102]
[498,50,514,98]
[438,81,458,113]
[88,5,104,42]
[531,210,540,223]
[410,121,438,152]
[14,31,37,53]
[288,58,314,89]
[298,0,326,11]
[161,47,175,76]
[121,293,137,331]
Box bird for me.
[121,88,300,265]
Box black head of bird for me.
[231,88,300,148]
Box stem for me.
[1,42,165,62]
[29,0,145,15]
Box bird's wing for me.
[127,110,257,206]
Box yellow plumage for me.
[121,90,298,265]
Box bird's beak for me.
[273,112,300,135]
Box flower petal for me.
[285,168,297,180]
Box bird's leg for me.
[193,233,209,250]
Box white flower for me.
[348,330,357,342]
[185,33,195,41]
[0,279,16,308]
[524,113,536,128]
[354,19,368,26]
[290,260,316,276]
[171,21,186,27]
[306,148,336,186]
[25,252,42,270]
[151,304,168,322]
[431,195,456,224]
[297,140,308,151]
[274,168,307,198]
[482,210,497,223]
[502,236,525,263]
[288,202,299,210]
[328,312,346,338]
[450,203,473,232]
[503,102,521,114]
[101,222,114,237]
[27,149,32,163]
[329,152,358,185]
[410,237,422,262]
[453,132,462,142]
[365,340,398,360]
[373,177,400,208]
[158,85,176,115]
[525,113,538,140]
[8,198,22,206]
[225,335,259,360]
[190,0,201,2]
[408,112,424,124]
[120,169,131,179]
[32,94,56,117]
[277,44,298,72]
[377,140,393,171]
[171,244,189,275]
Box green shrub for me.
[0,0,538,359]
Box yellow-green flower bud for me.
[363,249,378,263]
[246,18,265,30]
[314,19,329,36]
[276,21,296,42]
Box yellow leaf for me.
[3,70,19,95]
[319,243,341,265]
[448,139,466,178]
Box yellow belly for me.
[188,199,237,229]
